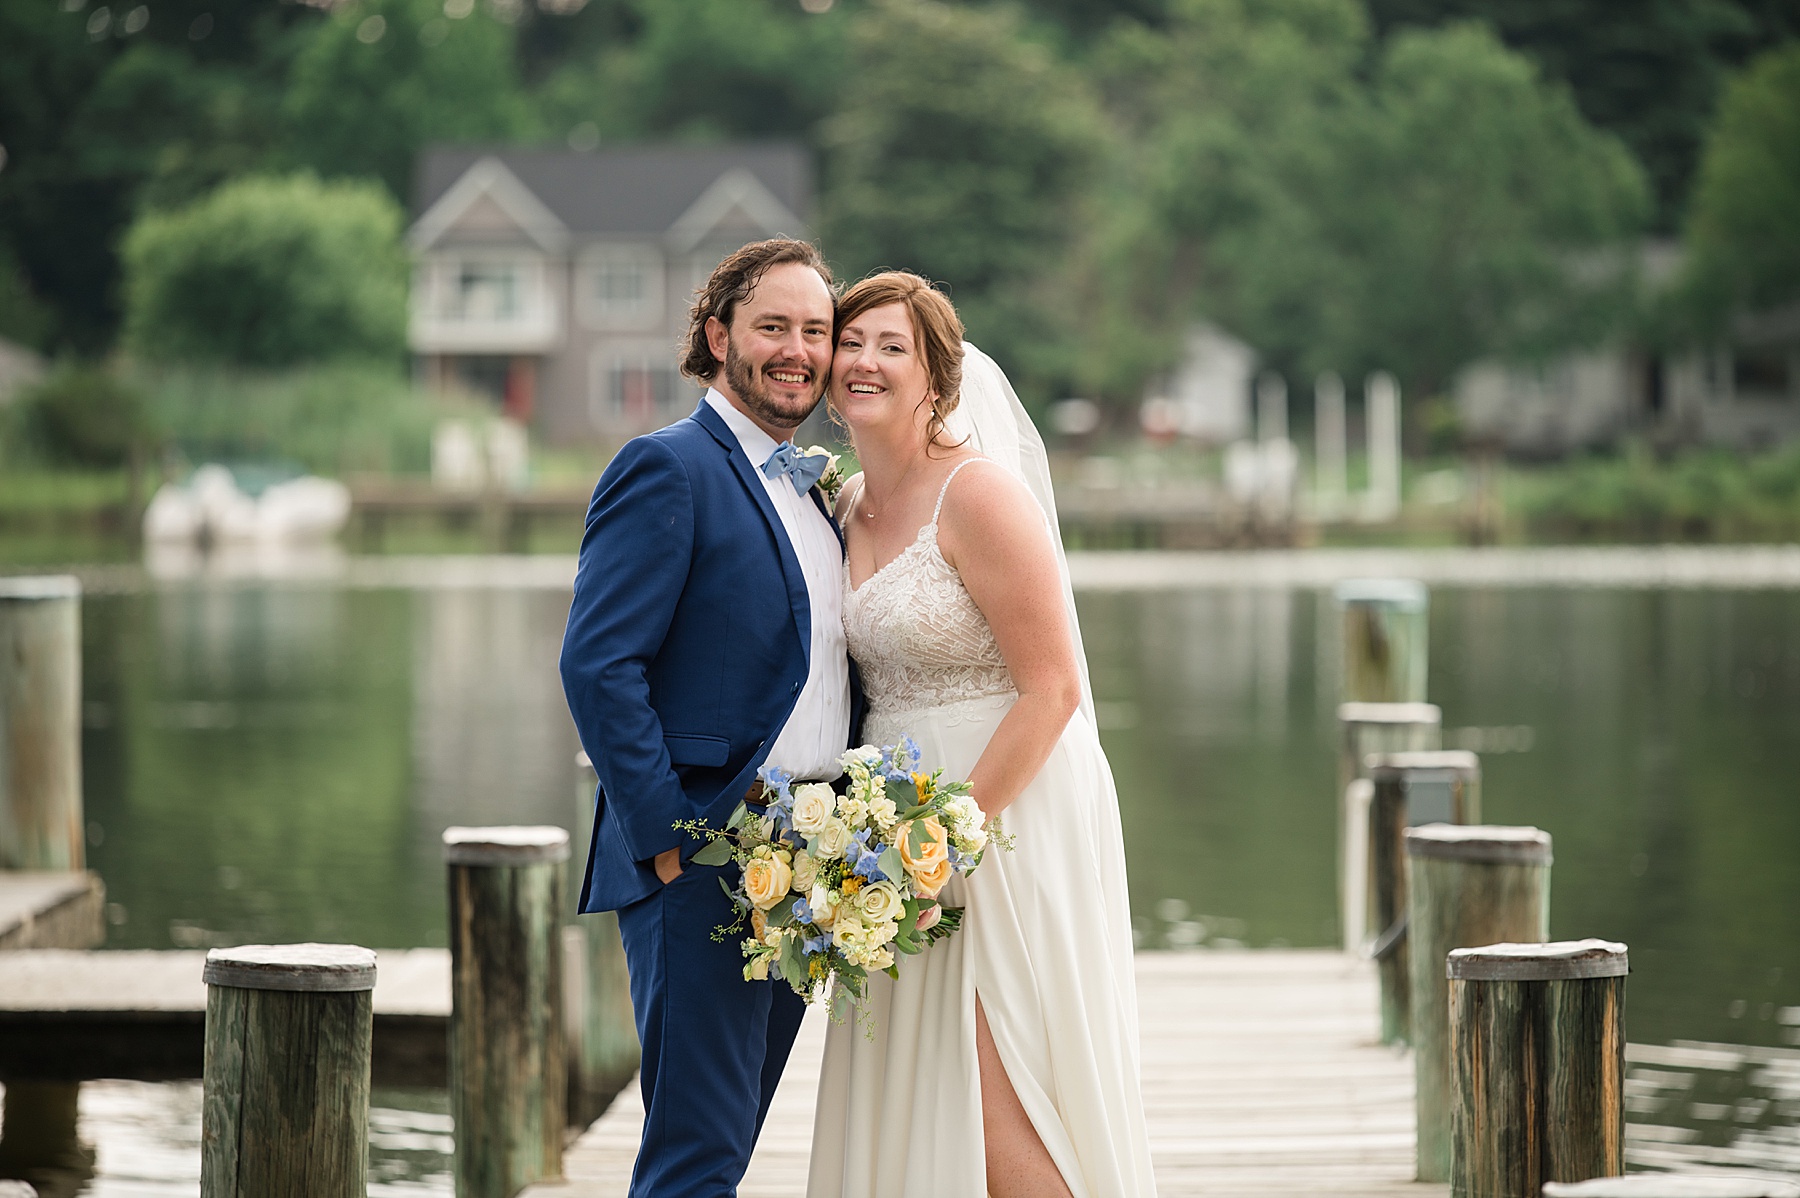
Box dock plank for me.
[0,871,104,950]
[0,947,449,1085]
[525,950,1448,1197]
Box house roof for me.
[411,142,812,240]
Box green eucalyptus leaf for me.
[691,838,733,867]
[879,846,905,884]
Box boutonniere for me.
[804,445,846,506]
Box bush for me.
[1518,446,1800,542]
[122,174,408,368]
[8,366,151,468]
[134,362,475,477]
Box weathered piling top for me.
[0,575,79,601]
[1339,701,1442,726]
[1334,578,1429,609]
[1448,939,1629,981]
[203,943,378,992]
[1406,824,1552,864]
[1368,750,1480,779]
[443,825,571,865]
[1543,1177,1800,1197]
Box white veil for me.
[940,343,1095,724]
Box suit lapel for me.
[691,402,813,660]
[808,485,847,557]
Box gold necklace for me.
[859,453,925,521]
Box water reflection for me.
[60,579,1800,1185]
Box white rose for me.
[868,794,899,833]
[959,823,989,856]
[809,883,838,928]
[791,848,818,894]
[813,817,852,861]
[857,880,905,926]
[943,797,972,825]
[831,911,868,950]
[746,954,771,981]
[790,783,835,836]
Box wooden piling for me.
[1407,825,1551,1182]
[1365,751,1482,1045]
[1334,578,1428,704]
[0,577,83,871]
[200,943,376,1198]
[1450,939,1627,1198]
[445,826,568,1198]
[1543,1177,1800,1197]
[569,754,637,1127]
[1336,702,1440,950]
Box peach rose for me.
[898,816,950,873]
[909,855,954,899]
[914,902,944,933]
[742,853,792,911]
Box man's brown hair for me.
[680,238,835,383]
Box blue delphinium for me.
[791,897,813,924]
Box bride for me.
[808,272,1157,1198]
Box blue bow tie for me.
[761,443,830,494]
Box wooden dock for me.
[525,950,1447,1198]
[0,872,103,952]
[0,947,450,1085]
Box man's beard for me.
[723,337,822,432]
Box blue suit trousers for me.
[617,862,807,1196]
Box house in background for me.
[407,143,811,443]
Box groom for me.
[560,238,859,1195]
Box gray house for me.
[408,143,812,443]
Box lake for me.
[23,552,1800,1189]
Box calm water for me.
[44,574,1800,1186]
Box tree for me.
[536,0,849,146]
[281,0,536,200]
[822,0,1104,396]
[1683,43,1800,320]
[1365,0,1800,230]
[1084,0,1648,405]
[122,174,408,368]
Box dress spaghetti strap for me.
[930,458,989,525]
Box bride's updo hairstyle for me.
[834,271,966,453]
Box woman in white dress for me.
[808,272,1157,1198]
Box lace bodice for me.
[843,460,1015,715]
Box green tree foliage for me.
[11,365,151,468]
[537,0,848,145]
[1365,0,1764,230]
[1683,43,1800,319]
[122,174,408,368]
[822,0,1104,391]
[0,0,304,352]
[1086,0,1648,403]
[281,0,537,199]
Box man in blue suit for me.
[560,238,859,1196]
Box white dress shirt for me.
[705,389,850,781]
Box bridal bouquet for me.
[681,737,998,1013]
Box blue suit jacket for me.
[560,400,863,913]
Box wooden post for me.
[1365,751,1482,1045]
[0,576,83,871]
[568,754,638,1128]
[201,943,376,1198]
[1407,825,1551,1182]
[1336,702,1440,950]
[1450,940,1627,1198]
[445,826,568,1198]
[1548,1172,1800,1187]
[1544,1178,1800,1197]
[1335,578,1428,704]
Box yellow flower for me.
[840,875,865,896]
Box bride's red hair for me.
[834,271,966,453]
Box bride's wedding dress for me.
[807,454,1157,1197]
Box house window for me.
[1732,348,1791,398]
[590,344,693,432]
[448,261,525,321]
[579,247,663,330]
